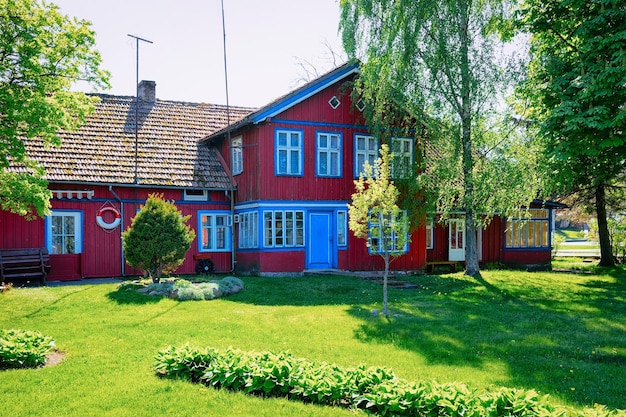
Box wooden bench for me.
[0,248,51,286]
[426,261,460,273]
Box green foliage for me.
[154,345,601,416]
[349,144,409,315]
[0,0,110,219]
[517,0,626,266]
[0,329,55,369]
[340,0,539,277]
[122,194,196,283]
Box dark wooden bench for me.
[426,261,460,273]
[0,248,51,286]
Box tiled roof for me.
[22,94,255,189]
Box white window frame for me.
[505,209,550,249]
[184,189,208,201]
[238,211,258,249]
[391,137,414,178]
[263,210,305,248]
[231,136,243,175]
[354,134,379,177]
[199,211,231,252]
[426,219,434,250]
[275,129,303,176]
[47,210,83,254]
[316,132,342,177]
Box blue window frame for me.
[198,211,231,252]
[316,132,342,177]
[238,211,258,249]
[354,134,379,177]
[337,210,347,246]
[275,129,303,176]
[46,210,83,254]
[263,210,305,248]
[367,210,409,255]
[505,209,551,249]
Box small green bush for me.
[0,329,55,369]
[132,276,243,301]
[174,287,205,301]
[154,345,620,417]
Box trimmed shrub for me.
[0,329,55,369]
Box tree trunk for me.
[458,0,481,278]
[382,253,390,316]
[595,183,615,267]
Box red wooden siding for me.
[1,184,234,281]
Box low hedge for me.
[0,329,55,369]
[153,345,620,416]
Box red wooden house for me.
[204,62,427,275]
[1,63,562,281]
[1,81,254,281]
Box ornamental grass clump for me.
[0,329,55,369]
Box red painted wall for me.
[1,184,234,281]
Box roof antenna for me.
[127,34,153,185]
[221,0,237,272]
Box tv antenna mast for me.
[127,34,153,184]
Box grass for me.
[1,266,626,416]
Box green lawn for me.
[1,267,625,416]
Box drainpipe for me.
[109,185,125,277]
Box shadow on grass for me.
[107,285,163,305]
[348,271,626,411]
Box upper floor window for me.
[275,129,303,176]
[316,132,342,177]
[199,212,231,252]
[505,209,550,249]
[391,137,414,178]
[47,210,83,254]
[184,189,208,201]
[231,136,243,175]
[355,134,378,177]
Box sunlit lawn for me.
[1,264,625,416]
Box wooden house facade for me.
[1,64,562,282]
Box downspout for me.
[109,185,125,277]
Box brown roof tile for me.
[22,94,255,189]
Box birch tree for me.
[340,0,538,277]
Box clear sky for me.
[52,0,346,108]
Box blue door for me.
[307,211,333,269]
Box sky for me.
[53,0,347,108]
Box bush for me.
[154,345,621,417]
[0,329,55,369]
[132,276,243,301]
[122,193,195,283]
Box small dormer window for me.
[356,98,366,112]
[184,189,208,201]
[328,96,341,109]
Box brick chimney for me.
[138,80,156,103]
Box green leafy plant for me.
[0,329,55,369]
[122,193,195,283]
[153,345,592,416]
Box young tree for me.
[340,0,537,277]
[349,145,410,316]
[517,0,626,266]
[122,194,196,283]
[0,0,110,219]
